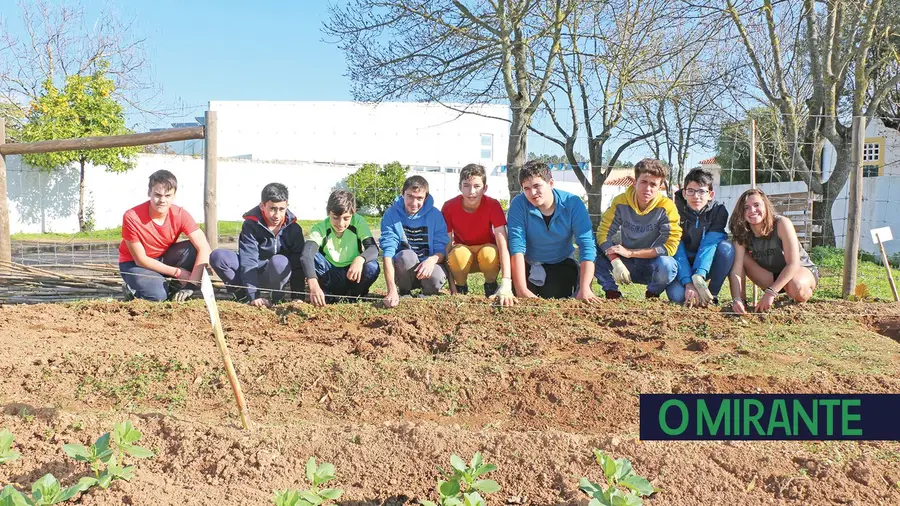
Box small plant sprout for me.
[421,452,500,506]
[579,449,657,506]
[0,429,21,464]
[0,474,95,506]
[271,457,343,506]
[63,422,154,489]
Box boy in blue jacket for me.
[665,168,734,306]
[380,175,449,308]
[209,183,305,307]
[507,161,598,301]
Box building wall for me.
[6,154,629,234]
[821,119,899,181]
[209,101,511,170]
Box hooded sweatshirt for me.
[379,194,449,261]
[597,186,682,257]
[673,189,729,285]
[237,205,305,299]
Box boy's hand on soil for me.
[517,288,539,299]
[691,274,713,306]
[384,288,400,308]
[732,299,747,315]
[346,257,365,282]
[172,288,193,302]
[249,298,272,308]
[307,280,327,307]
[575,289,600,304]
[415,257,438,280]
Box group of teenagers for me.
[118,158,818,314]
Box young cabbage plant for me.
[579,449,656,506]
[0,474,96,506]
[0,429,21,464]
[271,457,343,506]
[420,452,500,506]
[63,422,153,489]
[62,432,113,478]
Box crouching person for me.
[380,176,449,308]
[209,183,305,307]
[507,161,598,301]
[728,188,818,313]
[666,168,734,307]
[442,163,515,305]
[301,190,380,305]
[119,170,211,302]
[595,159,681,299]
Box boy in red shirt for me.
[441,163,514,306]
[118,170,212,301]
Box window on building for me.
[480,134,493,159]
[862,139,885,177]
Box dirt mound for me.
[1,299,899,505]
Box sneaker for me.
[711,296,720,306]
[645,290,660,299]
[483,282,498,297]
[456,284,469,295]
[122,283,135,302]
[605,290,623,299]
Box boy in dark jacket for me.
[209,183,305,307]
[380,175,449,308]
[665,168,734,306]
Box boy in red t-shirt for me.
[118,170,211,301]
[441,163,514,306]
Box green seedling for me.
[0,474,96,506]
[63,432,113,478]
[271,457,343,506]
[579,449,656,506]
[421,452,500,506]
[0,429,21,464]
[63,422,153,489]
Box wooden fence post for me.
[204,110,218,250]
[0,118,10,269]
[842,116,865,298]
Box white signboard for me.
[870,226,893,243]
[200,268,220,329]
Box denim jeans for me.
[666,241,735,303]
[595,254,678,295]
[119,241,197,301]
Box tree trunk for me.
[588,144,610,230]
[813,143,852,247]
[506,106,529,199]
[78,159,86,232]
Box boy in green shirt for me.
[300,190,381,305]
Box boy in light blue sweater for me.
[507,161,598,301]
[379,175,449,308]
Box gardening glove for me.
[611,258,632,285]
[490,278,516,307]
[691,274,713,306]
[172,288,194,302]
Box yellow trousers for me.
[447,244,500,286]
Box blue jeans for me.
[315,252,380,301]
[666,241,735,303]
[595,254,678,295]
[119,241,197,301]
[209,248,292,301]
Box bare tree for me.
[528,0,714,226]
[324,0,575,196]
[722,0,900,246]
[0,0,160,138]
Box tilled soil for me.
[1,298,899,505]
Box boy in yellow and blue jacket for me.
[595,159,682,299]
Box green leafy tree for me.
[345,161,409,215]
[21,65,138,232]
